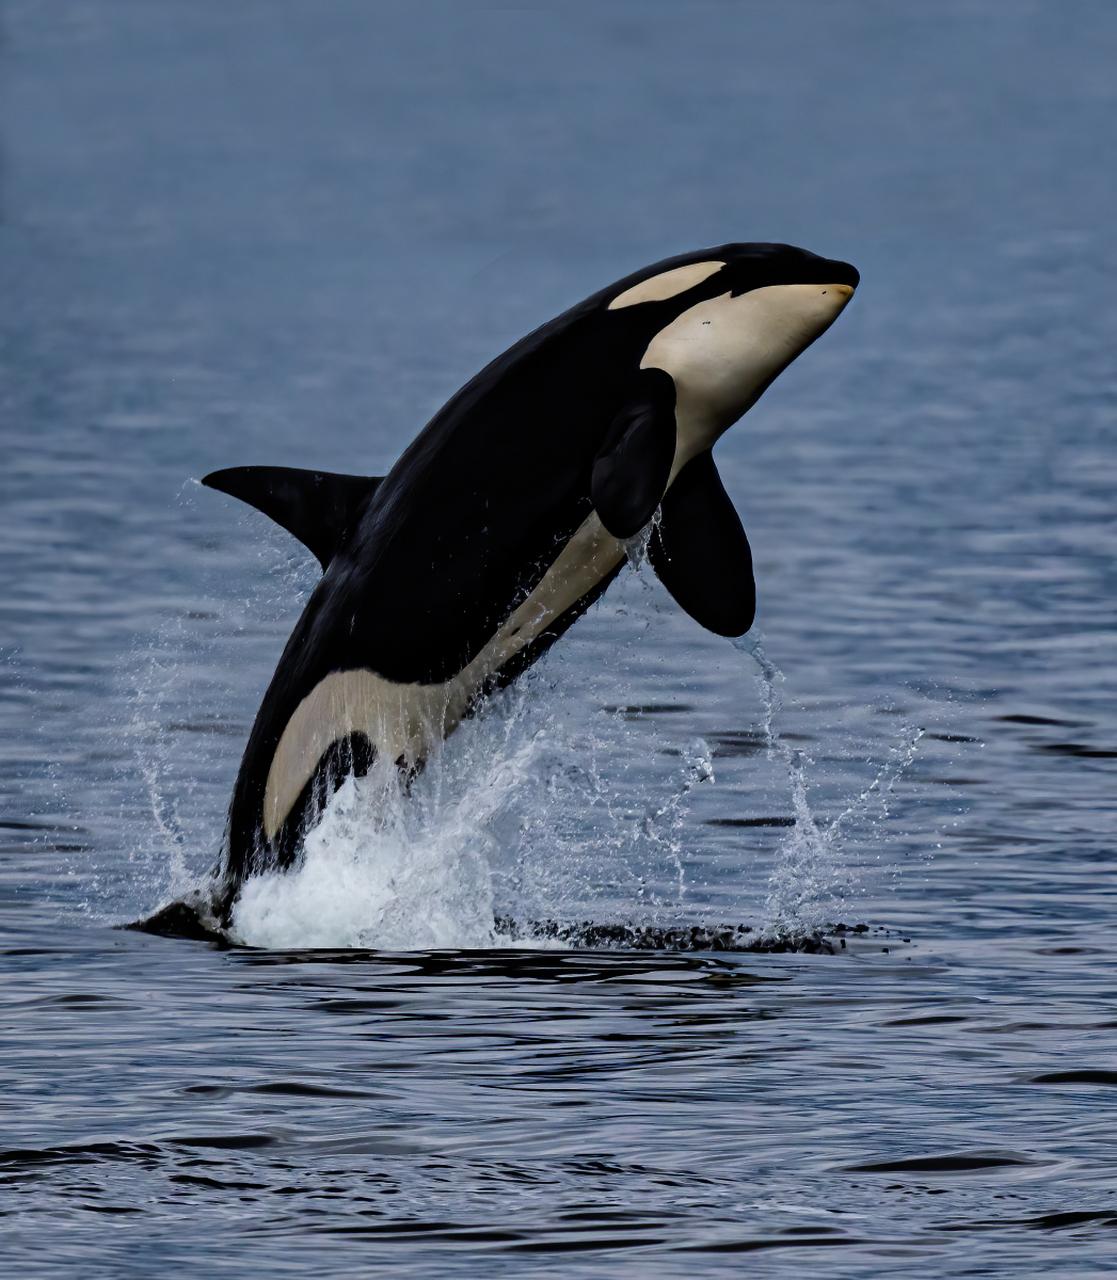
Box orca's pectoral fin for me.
[648,451,755,637]
[591,368,677,539]
[202,466,383,570]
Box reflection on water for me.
[4,927,1117,1274]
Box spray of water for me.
[121,488,320,913]
[132,646,193,899]
[229,637,715,949]
[127,529,923,949]
[732,634,923,937]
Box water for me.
[2,0,1117,1273]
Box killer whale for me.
[203,242,858,919]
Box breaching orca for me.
[203,242,858,918]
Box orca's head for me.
[608,243,858,462]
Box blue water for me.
[2,1,1117,1273]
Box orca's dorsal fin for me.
[648,451,755,637]
[202,466,384,570]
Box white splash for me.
[230,768,500,949]
[138,555,923,950]
[229,650,711,950]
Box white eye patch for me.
[608,260,725,310]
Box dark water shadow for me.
[126,898,842,963]
[224,947,797,990]
[943,1209,1117,1233]
[846,1151,1045,1173]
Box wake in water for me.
[130,567,922,952]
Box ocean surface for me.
[2,1,1116,1274]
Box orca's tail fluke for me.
[122,882,230,944]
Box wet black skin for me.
[204,243,859,912]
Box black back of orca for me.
[204,243,859,904]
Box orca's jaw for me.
[641,281,855,479]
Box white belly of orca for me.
[263,511,626,839]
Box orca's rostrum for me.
[204,243,858,918]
